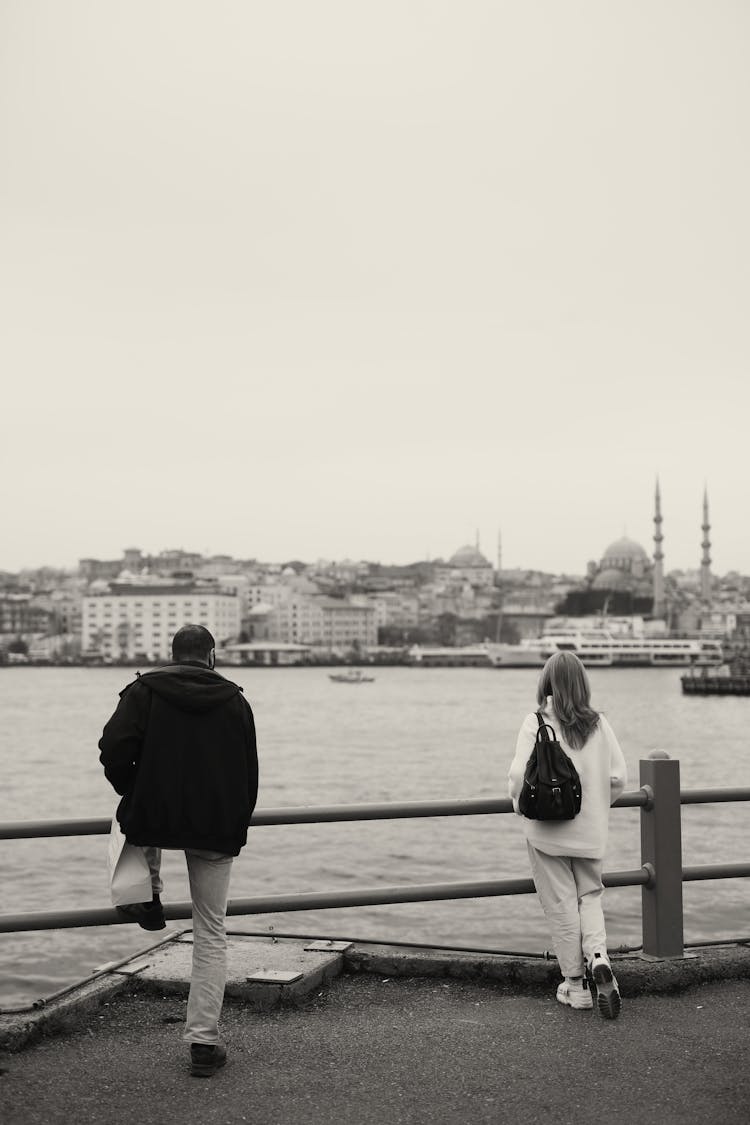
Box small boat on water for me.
[328,669,375,684]
[681,651,750,696]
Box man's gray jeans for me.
[145,846,233,1044]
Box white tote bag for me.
[108,817,152,906]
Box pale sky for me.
[2,2,748,575]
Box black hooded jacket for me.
[99,663,258,856]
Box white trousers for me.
[526,842,608,979]
[145,846,234,1045]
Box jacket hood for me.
[128,664,243,713]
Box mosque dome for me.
[590,535,652,591]
[601,537,649,564]
[448,544,491,568]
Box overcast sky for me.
[1,2,748,575]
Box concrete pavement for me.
[2,943,750,1125]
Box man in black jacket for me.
[99,624,258,1078]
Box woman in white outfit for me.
[508,651,628,1018]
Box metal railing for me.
[2,758,750,959]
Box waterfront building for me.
[0,593,54,637]
[500,607,556,641]
[364,591,421,630]
[28,588,84,640]
[268,594,377,652]
[697,608,736,639]
[244,602,275,641]
[81,584,241,662]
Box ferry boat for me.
[488,630,724,669]
[482,643,545,668]
[407,645,495,668]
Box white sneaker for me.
[589,953,621,1020]
[556,977,593,1010]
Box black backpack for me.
[518,711,582,821]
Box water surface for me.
[1,666,748,1006]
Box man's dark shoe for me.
[190,1043,227,1078]
[115,895,166,931]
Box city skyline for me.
[2,4,749,575]
[1,504,743,582]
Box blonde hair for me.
[536,651,599,749]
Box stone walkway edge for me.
[2,933,749,1053]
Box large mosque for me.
[578,481,713,617]
[439,482,714,620]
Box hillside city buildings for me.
[2,487,749,664]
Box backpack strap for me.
[535,709,558,742]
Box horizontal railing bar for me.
[0,785,748,843]
[251,798,513,825]
[0,791,653,840]
[602,868,651,889]
[682,863,750,881]
[0,818,112,840]
[0,868,651,933]
[5,859,747,936]
[679,788,750,805]
[0,799,511,840]
[612,791,649,808]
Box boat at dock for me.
[408,644,499,668]
[328,669,375,683]
[408,633,724,670]
[681,651,750,695]
[489,629,723,669]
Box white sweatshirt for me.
[507,699,628,860]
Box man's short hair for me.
[172,624,216,663]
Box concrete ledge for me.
[3,936,749,1054]
[122,935,344,1011]
[0,974,128,1054]
[0,935,343,1053]
[343,941,750,995]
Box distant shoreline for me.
[0,659,413,670]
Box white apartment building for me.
[82,585,241,662]
[270,595,377,650]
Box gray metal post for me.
[640,756,684,959]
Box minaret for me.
[495,529,503,641]
[700,487,712,604]
[652,477,665,619]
